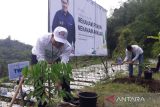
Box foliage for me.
[146,32,160,57]
[22,61,72,106]
[151,42,160,58]
[147,32,160,42]
[0,37,32,77]
[107,0,160,58]
[113,28,137,58]
[0,76,9,84]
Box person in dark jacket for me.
[52,0,75,51]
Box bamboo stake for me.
[9,76,24,107]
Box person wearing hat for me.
[52,0,75,51]
[31,26,73,106]
[31,26,72,64]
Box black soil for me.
[113,77,160,92]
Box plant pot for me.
[150,67,157,73]
[144,71,152,80]
[79,92,97,107]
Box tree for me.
[147,32,160,57]
[107,0,160,58]
[0,37,32,77]
[147,32,160,42]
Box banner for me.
[49,0,107,56]
[8,61,29,80]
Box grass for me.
[149,63,160,79]
[83,82,148,93]
[80,64,160,107]
[0,76,9,83]
[126,63,160,78]
[81,82,148,107]
[153,72,160,80]
[69,56,108,68]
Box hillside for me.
[0,36,32,77]
[107,0,160,58]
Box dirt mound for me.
[113,77,160,92]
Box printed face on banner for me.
[49,0,107,56]
[61,0,69,13]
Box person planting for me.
[123,45,144,78]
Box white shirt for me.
[32,33,72,64]
[124,45,143,62]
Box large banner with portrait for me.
[48,0,107,56]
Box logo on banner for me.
[8,61,29,80]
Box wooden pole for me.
[9,76,24,107]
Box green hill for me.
[107,0,160,58]
[0,36,32,77]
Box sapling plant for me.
[22,61,72,106]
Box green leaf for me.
[22,66,29,77]
[21,61,73,105]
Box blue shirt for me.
[52,10,75,46]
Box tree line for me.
[0,36,32,77]
[107,0,160,58]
